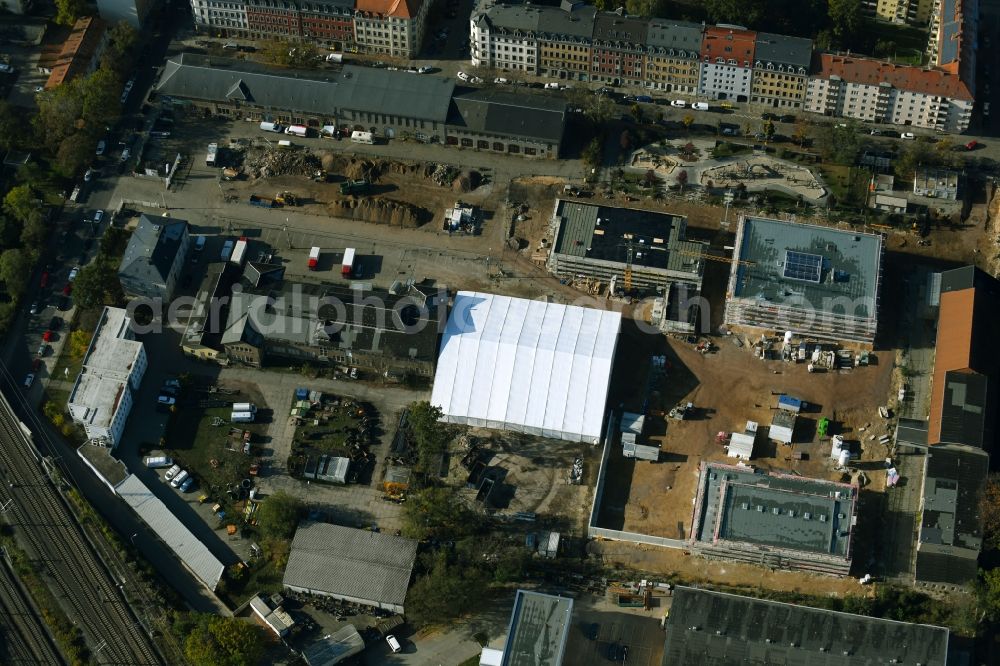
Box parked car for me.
[62,283,72,296]
[386,635,402,653]
[157,395,176,408]
[179,476,195,493]
[417,66,433,74]
[779,114,796,123]
[42,330,53,342]
[120,148,131,162]
[94,210,105,224]
[965,140,979,151]
[635,95,653,103]
[144,456,174,468]
[23,373,34,389]
[761,112,778,121]
[164,464,182,480]
[900,132,916,140]
[170,470,189,488]
[493,77,508,84]
[95,140,106,156]
[544,82,560,90]
[68,266,79,282]
[470,76,483,84]
[163,378,182,390]
[84,168,95,182]
[49,316,62,330]
[29,301,40,315]
[39,271,49,288]
[36,343,48,357]
[456,71,469,82]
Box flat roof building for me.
[664,586,949,665]
[67,307,147,449]
[283,522,418,615]
[499,590,573,666]
[689,462,858,575]
[725,216,884,346]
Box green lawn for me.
[162,405,258,513]
[818,164,868,209]
[856,19,929,66]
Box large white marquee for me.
[431,292,621,443]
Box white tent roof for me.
[728,433,755,459]
[431,292,621,443]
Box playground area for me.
[629,140,827,202]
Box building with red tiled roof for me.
[698,25,756,102]
[44,17,109,90]
[353,0,429,58]
[805,53,973,131]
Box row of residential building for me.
[471,1,977,131]
[190,0,429,58]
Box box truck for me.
[230,237,248,266]
[231,411,255,423]
[232,403,257,413]
[351,131,374,144]
[308,246,320,270]
[342,247,356,277]
[206,142,218,166]
[285,124,308,137]
[260,121,284,133]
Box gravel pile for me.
[243,145,321,179]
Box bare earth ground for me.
[597,323,894,542]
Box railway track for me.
[0,391,159,665]
[0,556,65,665]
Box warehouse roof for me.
[501,591,573,666]
[115,475,226,590]
[119,215,189,292]
[692,462,856,558]
[551,200,704,276]
[431,291,621,443]
[730,216,882,316]
[157,55,455,122]
[283,522,418,609]
[664,586,950,665]
[451,90,566,143]
[916,446,988,585]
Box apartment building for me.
[805,53,973,131]
[354,0,428,58]
[590,11,648,87]
[470,3,541,72]
[45,17,109,90]
[926,0,977,80]
[643,19,702,94]
[299,0,355,46]
[538,5,596,80]
[750,33,812,108]
[865,0,935,24]
[190,0,248,32]
[698,25,756,102]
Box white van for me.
[259,121,284,133]
[144,456,173,468]
[170,470,189,488]
[194,235,206,253]
[692,102,710,111]
[232,402,257,413]
[386,635,402,653]
[350,131,374,144]
[543,82,560,90]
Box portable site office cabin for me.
[285,125,308,138]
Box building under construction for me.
[724,216,884,346]
[546,199,708,331]
[689,461,858,576]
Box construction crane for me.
[673,246,756,266]
[623,242,635,292]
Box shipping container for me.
[220,239,234,261]
[230,237,248,266]
[342,247,356,277]
[308,246,320,270]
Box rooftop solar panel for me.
[783,250,823,283]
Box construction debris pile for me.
[427,163,461,187]
[242,144,322,179]
[328,197,429,228]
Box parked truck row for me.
[307,246,356,277]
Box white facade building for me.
[698,60,753,101]
[470,5,541,72]
[67,308,147,449]
[190,0,248,32]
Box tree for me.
[762,119,776,141]
[829,0,863,40]
[704,0,767,27]
[407,401,452,469]
[80,67,123,128]
[982,568,1000,622]
[582,137,603,170]
[72,260,123,309]
[816,122,861,165]
[675,170,689,191]
[0,248,32,299]
[0,101,19,152]
[20,214,47,251]
[255,491,302,542]
[407,552,488,626]
[894,140,934,180]
[184,614,265,666]
[100,22,139,75]
[643,169,657,187]
[55,133,94,178]
[68,330,92,360]
[630,103,643,123]
[979,475,1000,550]
[3,185,35,224]
[682,114,694,130]
[402,486,481,541]
[55,0,88,26]
[619,130,633,152]
[792,121,809,146]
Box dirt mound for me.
[328,197,429,228]
[320,152,344,173]
[243,145,321,179]
[344,158,385,182]
[452,170,482,192]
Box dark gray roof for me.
[938,370,989,447]
[336,65,454,122]
[663,586,950,666]
[501,591,573,666]
[118,214,188,288]
[645,19,703,55]
[157,54,455,123]
[283,522,418,608]
[450,90,566,143]
[157,54,341,116]
[593,12,648,45]
[754,32,813,70]
[916,446,988,585]
[476,2,596,39]
[692,462,856,558]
